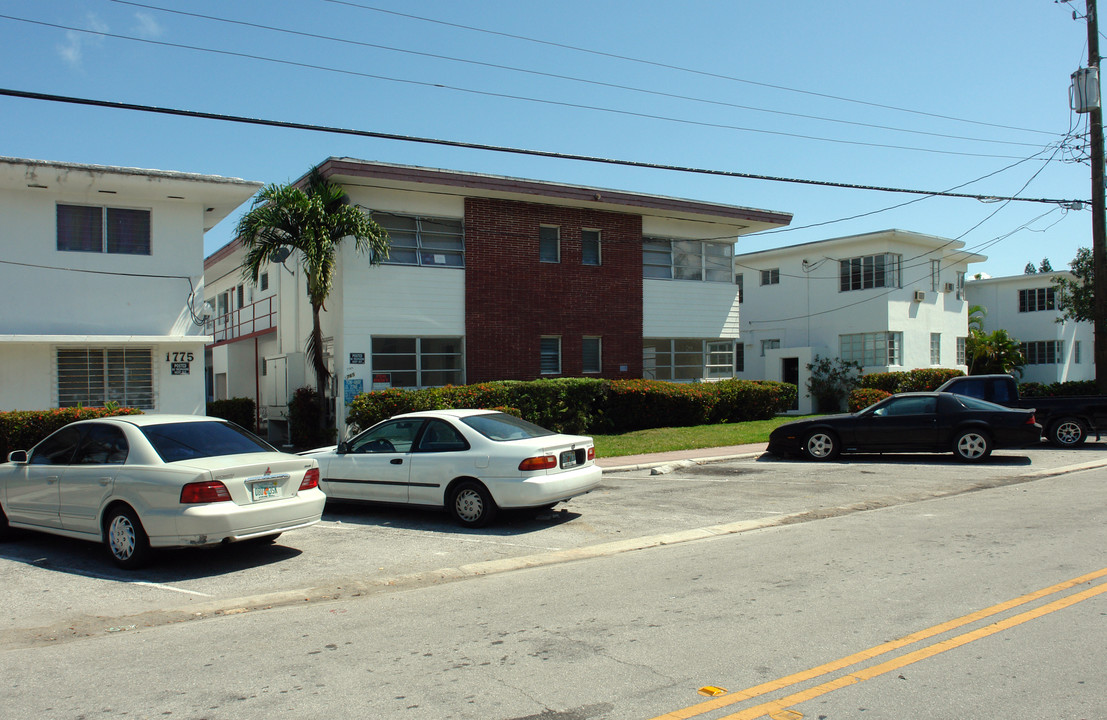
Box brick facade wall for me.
[465,197,643,382]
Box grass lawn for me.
[591,415,816,458]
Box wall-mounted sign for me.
[171,362,190,375]
[349,352,365,364]
[372,373,391,391]
[344,378,364,405]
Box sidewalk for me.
[595,442,768,472]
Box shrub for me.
[206,397,256,431]
[848,388,891,412]
[710,379,797,423]
[602,379,713,432]
[806,355,861,412]
[858,368,964,393]
[288,387,334,449]
[1019,380,1099,397]
[0,406,143,459]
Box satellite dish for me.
[271,247,292,263]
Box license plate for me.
[251,481,279,501]
[560,450,578,468]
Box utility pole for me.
[1086,0,1107,393]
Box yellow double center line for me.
[652,566,1107,720]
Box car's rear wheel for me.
[104,506,152,570]
[953,429,991,462]
[449,480,497,528]
[1049,417,1087,448]
[802,430,840,461]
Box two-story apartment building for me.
[965,272,1093,384]
[0,157,260,414]
[205,158,792,441]
[733,230,986,412]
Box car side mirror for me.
[336,441,348,455]
[7,450,28,463]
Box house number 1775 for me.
[166,352,195,362]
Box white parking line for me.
[32,561,214,597]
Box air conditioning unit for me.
[943,282,955,293]
[913,290,926,302]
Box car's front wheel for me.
[802,430,840,461]
[449,480,497,528]
[953,429,991,462]
[104,505,152,570]
[1049,417,1087,448]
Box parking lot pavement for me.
[3,444,1107,648]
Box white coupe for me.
[303,409,602,527]
[0,415,326,569]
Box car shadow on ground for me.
[323,500,583,535]
[755,452,1034,466]
[0,529,304,581]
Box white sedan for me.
[0,415,326,569]
[303,409,602,527]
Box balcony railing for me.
[206,296,278,344]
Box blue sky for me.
[0,1,1097,277]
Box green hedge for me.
[205,397,256,430]
[345,378,796,435]
[0,407,143,460]
[1018,380,1099,397]
[848,388,892,412]
[858,368,964,393]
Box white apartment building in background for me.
[0,157,260,414]
[734,230,985,413]
[965,272,1094,384]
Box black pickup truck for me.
[937,374,1107,447]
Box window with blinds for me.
[57,348,154,409]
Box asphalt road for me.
[2,444,1105,719]
[1,444,1105,649]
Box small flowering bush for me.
[848,388,892,412]
[0,406,143,459]
[858,368,964,393]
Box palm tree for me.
[236,167,389,431]
[966,328,1025,377]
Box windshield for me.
[140,421,275,463]
[460,413,556,441]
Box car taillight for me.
[1026,414,1037,425]
[300,467,320,490]
[180,481,232,504]
[519,455,557,471]
[587,447,595,461]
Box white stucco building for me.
[733,230,985,413]
[0,157,260,414]
[205,158,792,442]
[965,272,1094,384]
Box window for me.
[236,284,245,309]
[706,341,735,378]
[839,332,902,367]
[930,333,941,365]
[957,336,967,365]
[540,337,561,374]
[57,204,151,255]
[839,253,901,292]
[1075,340,1082,364]
[348,418,423,454]
[57,348,154,409]
[643,238,733,282]
[581,230,601,266]
[760,268,780,286]
[735,274,744,303]
[1018,288,1056,313]
[643,339,735,380]
[216,292,228,317]
[259,272,269,291]
[582,337,602,374]
[539,226,560,263]
[372,212,464,267]
[735,343,745,372]
[930,260,941,292]
[30,426,82,465]
[371,337,463,388]
[416,419,469,453]
[1020,340,1063,365]
[73,424,129,465]
[760,338,781,356]
[956,271,966,300]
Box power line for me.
[109,0,1062,151]
[0,87,1086,207]
[0,13,1069,160]
[323,0,1062,138]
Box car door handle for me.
[390,458,404,465]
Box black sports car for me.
[767,392,1041,462]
